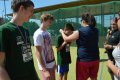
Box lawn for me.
[32,46,111,80]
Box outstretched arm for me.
[59,29,79,42]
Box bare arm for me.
[107,60,119,77]
[60,29,79,42]
[104,44,116,49]
[57,41,67,52]
[35,46,47,71]
[0,52,10,80]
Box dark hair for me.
[64,23,74,31]
[40,14,54,22]
[81,13,96,27]
[113,17,118,23]
[11,0,34,12]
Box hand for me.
[43,70,50,79]
[59,29,63,33]
[104,42,107,45]
[104,44,112,49]
[63,41,67,45]
[42,67,47,72]
[42,67,50,79]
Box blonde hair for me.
[40,14,54,22]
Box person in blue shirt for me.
[60,13,99,80]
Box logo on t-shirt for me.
[43,33,55,64]
[16,36,24,45]
[21,44,33,62]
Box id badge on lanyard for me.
[21,43,33,62]
[17,26,33,62]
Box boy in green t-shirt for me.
[56,23,74,80]
[0,0,38,80]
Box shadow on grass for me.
[100,59,108,62]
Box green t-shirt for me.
[56,35,71,66]
[0,22,38,80]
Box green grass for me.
[32,46,111,80]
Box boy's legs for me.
[40,66,55,80]
[48,67,55,80]
[40,70,49,80]
[64,72,68,80]
[59,74,63,80]
[57,65,69,80]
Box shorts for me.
[76,60,99,80]
[57,64,69,75]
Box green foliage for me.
[23,21,39,36]
[0,18,10,25]
[96,23,108,36]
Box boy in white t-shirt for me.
[33,14,56,80]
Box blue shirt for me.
[76,26,100,61]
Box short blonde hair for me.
[40,14,54,22]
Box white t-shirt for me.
[33,28,55,70]
[112,45,120,80]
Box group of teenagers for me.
[0,0,120,80]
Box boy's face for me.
[64,29,73,36]
[21,5,34,22]
[44,19,53,27]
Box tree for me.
[23,21,39,36]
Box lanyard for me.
[16,26,27,44]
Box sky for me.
[0,0,76,18]
[0,0,118,27]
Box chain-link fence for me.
[33,1,120,48]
